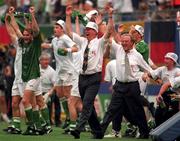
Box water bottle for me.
[57,48,67,56]
[14,12,31,19]
[159,100,166,108]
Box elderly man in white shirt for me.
[104,59,123,138]
[65,5,112,139]
[101,33,152,139]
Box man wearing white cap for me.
[129,25,149,63]
[147,52,180,126]
[66,5,112,139]
[41,19,78,127]
[84,0,94,12]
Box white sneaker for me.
[104,131,122,138]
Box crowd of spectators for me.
[0,0,180,25]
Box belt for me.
[116,80,138,84]
[80,72,101,76]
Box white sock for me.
[1,113,11,123]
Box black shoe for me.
[3,126,14,132]
[136,134,149,139]
[42,124,53,134]
[36,128,45,135]
[124,124,138,137]
[70,130,80,139]
[22,126,40,135]
[8,127,22,134]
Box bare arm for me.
[29,6,39,34]
[5,14,17,43]
[103,38,112,59]
[103,7,114,40]
[8,7,23,38]
[75,16,81,35]
[64,45,78,53]
[158,82,171,96]
[65,5,73,38]
[156,82,171,103]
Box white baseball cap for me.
[86,10,98,20]
[86,22,98,32]
[85,0,93,6]
[134,25,144,36]
[165,52,179,65]
[56,19,65,30]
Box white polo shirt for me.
[51,34,76,74]
[150,66,180,83]
[104,60,116,85]
[111,40,152,82]
[72,50,83,74]
[40,65,56,93]
[72,33,106,75]
[170,76,180,89]
[14,38,22,83]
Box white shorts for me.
[11,81,25,97]
[55,72,73,86]
[24,78,41,96]
[71,73,80,97]
[0,90,5,96]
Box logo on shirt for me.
[91,51,96,56]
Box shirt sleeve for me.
[13,38,19,49]
[72,33,85,48]
[51,70,56,85]
[111,39,121,54]
[63,34,76,48]
[104,62,112,82]
[150,67,164,80]
[34,33,42,47]
[136,51,152,72]
[98,36,106,49]
[169,76,180,89]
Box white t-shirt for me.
[72,33,106,75]
[104,60,116,85]
[51,34,76,74]
[72,50,83,74]
[169,76,180,95]
[40,65,56,93]
[13,38,22,83]
[111,40,152,82]
[150,66,180,84]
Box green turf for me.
[0,121,151,141]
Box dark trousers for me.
[155,91,179,127]
[47,93,61,126]
[112,110,122,132]
[101,80,149,136]
[76,72,102,135]
[112,95,155,132]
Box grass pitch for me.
[0,121,151,141]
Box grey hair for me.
[39,51,51,60]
